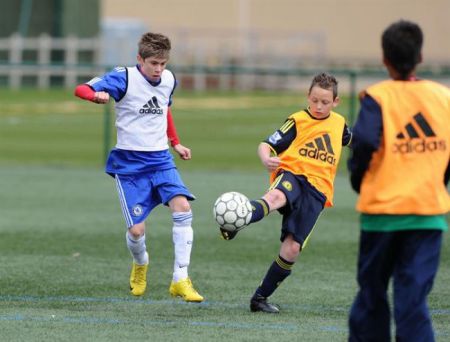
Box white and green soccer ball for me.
[213,191,252,232]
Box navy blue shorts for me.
[270,171,326,246]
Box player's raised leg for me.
[219,188,287,240]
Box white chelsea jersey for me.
[114,67,175,151]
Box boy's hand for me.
[261,156,280,172]
[173,144,191,160]
[93,91,110,104]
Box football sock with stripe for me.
[126,232,149,265]
[172,211,194,282]
[249,199,270,224]
[254,255,294,298]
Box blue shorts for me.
[114,168,195,228]
[271,171,326,246]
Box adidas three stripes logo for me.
[139,96,163,114]
[393,112,446,154]
[299,133,337,165]
[305,134,335,155]
[396,113,436,139]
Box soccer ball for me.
[213,191,253,232]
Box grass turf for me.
[0,89,448,341]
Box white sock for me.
[172,211,193,282]
[126,231,148,265]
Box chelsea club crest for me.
[132,205,143,216]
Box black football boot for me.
[250,295,280,313]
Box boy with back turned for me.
[348,20,450,341]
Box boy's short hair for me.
[138,32,171,60]
[309,73,338,99]
[382,20,423,79]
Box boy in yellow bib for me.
[221,73,352,313]
[348,20,450,341]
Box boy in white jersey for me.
[74,32,203,302]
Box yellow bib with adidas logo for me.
[270,110,346,207]
[357,80,450,214]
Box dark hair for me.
[138,32,171,59]
[382,20,423,79]
[309,72,338,99]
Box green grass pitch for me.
[0,89,448,341]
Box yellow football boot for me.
[129,262,148,296]
[169,277,204,302]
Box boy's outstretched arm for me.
[74,84,110,104]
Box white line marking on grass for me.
[0,295,349,333]
[0,314,301,331]
[0,295,347,311]
[1,295,449,315]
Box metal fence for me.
[1,34,449,123]
[0,33,102,88]
[1,34,449,93]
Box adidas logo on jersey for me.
[139,96,163,114]
[393,113,446,154]
[299,134,336,165]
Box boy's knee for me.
[281,238,301,261]
[129,222,145,238]
[287,244,301,259]
[263,189,287,210]
[169,196,191,212]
